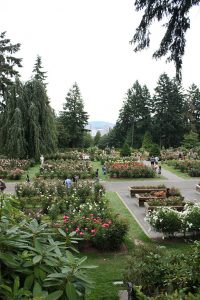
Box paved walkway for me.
[103,162,200,239]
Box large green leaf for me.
[45,290,63,300]
[65,282,78,300]
[33,255,42,265]
[33,282,42,297]
[24,274,34,290]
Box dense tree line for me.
[0,32,89,158]
[98,74,200,150]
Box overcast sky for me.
[1,0,200,123]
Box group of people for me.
[64,175,79,188]
[150,156,161,175]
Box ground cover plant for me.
[0,158,34,180]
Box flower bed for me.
[166,159,200,176]
[108,162,155,178]
[37,159,93,179]
[129,184,166,197]
[16,180,128,250]
[0,158,34,179]
[144,196,185,212]
[146,203,200,237]
[135,191,166,207]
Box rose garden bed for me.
[129,185,166,197]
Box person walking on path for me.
[95,169,99,182]
[0,179,6,193]
[150,156,155,168]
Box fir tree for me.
[152,73,185,148]
[32,55,47,86]
[185,84,200,133]
[59,83,89,148]
[115,80,151,148]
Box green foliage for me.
[0,77,57,159]
[146,208,182,236]
[142,131,153,150]
[58,83,89,148]
[124,242,200,298]
[115,81,151,148]
[32,55,47,85]
[120,142,131,156]
[149,144,160,157]
[130,0,199,81]
[93,130,101,146]
[0,197,95,299]
[182,131,200,149]
[0,31,22,102]
[152,73,185,148]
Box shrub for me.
[146,208,182,236]
[120,142,131,157]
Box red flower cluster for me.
[112,162,145,169]
[62,214,112,239]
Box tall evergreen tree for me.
[0,78,26,158]
[0,32,22,105]
[185,84,200,133]
[93,131,101,146]
[0,77,57,159]
[23,79,57,158]
[115,80,151,148]
[59,83,89,148]
[152,73,185,148]
[32,55,47,86]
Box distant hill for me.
[88,121,115,136]
[89,121,115,129]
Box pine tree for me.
[0,32,22,104]
[59,83,89,148]
[152,73,185,148]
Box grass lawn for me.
[21,164,40,181]
[162,163,191,179]
[84,191,193,299]
[5,164,41,183]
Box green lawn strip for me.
[86,253,126,300]
[21,164,40,181]
[5,164,40,183]
[106,191,150,247]
[92,160,110,181]
[162,163,191,179]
